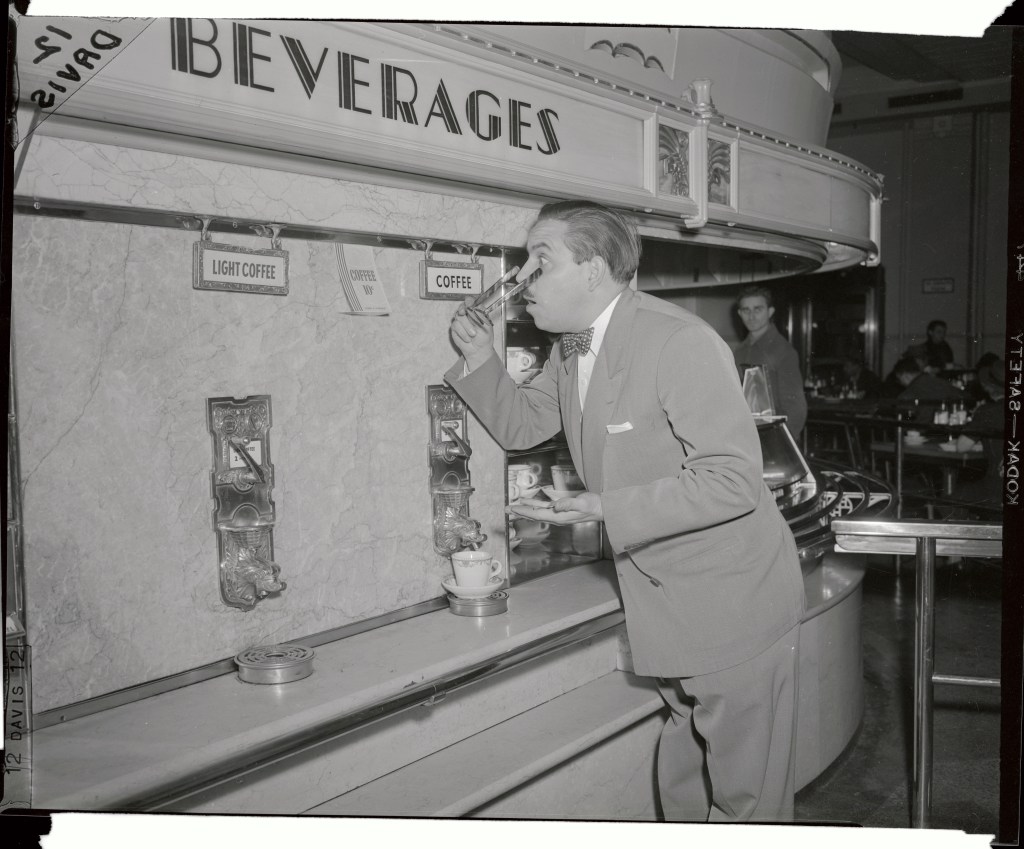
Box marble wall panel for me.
[16,136,537,247]
[14,141,534,711]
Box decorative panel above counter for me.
[16,19,882,273]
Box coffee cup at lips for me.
[451,550,502,588]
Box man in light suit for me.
[445,201,805,822]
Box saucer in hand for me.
[510,501,591,526]
[542,487,584,501]
[442,576,503,599]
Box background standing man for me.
[445,201,805,822]
[733,286,808,440]
[906,319,955,372]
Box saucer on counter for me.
[442,576,503,599]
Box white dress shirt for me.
[578,293,621,408]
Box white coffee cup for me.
[514,520,550,542]
[551,464,582,492]
[508,464,540,488]
[507,347,538,371]
[507,481,521,502]
[451,550,502,587]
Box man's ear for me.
[768,306,776,320]
[586,255,607,290]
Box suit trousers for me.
[655,622,801,822]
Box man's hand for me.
[450,297,495,373]
[510,491,603,525]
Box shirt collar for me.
[587,293,622,357]
[744,322,779,348]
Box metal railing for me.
[831,517,1003,829]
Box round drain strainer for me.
[448,591,509,617]
[235,643,315,685]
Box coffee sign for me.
[419,261,485,300]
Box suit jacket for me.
[445,289,805,677]
[733,323,808,437]
[907,340,954,371]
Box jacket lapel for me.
[580,289,637,494]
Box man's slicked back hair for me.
[535,201,641,285]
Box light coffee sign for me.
[194,242,289,295]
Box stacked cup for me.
[507,464,540,503]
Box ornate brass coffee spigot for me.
[208,395,286,611]
[432,484,487,555]
[432,423,471,463]
[217,518,285,610]
[427,384,487,555]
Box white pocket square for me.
[606,422,633,434]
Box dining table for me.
[804,396,1001,505]
[868,438,985,496]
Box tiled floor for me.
[794,552,1003,833]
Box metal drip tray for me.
[448,591,509,617]
[235,644,315,684]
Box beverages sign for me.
[168,20,564,158]
[16,20,651,205]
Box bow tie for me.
[561,327,595,358]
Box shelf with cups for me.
[508,437,567,458]
[503,299,605,587]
